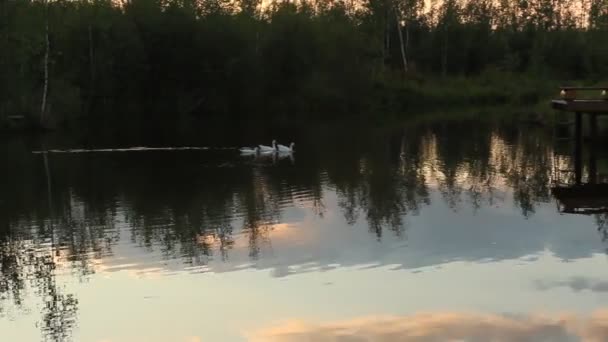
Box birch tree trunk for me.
[395,8,408,73]
[40,0,50,125]
[405,21,409,65]
[43,147,60,258]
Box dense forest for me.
[1,0,608,127]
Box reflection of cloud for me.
[184,337,202,342]
[196,223,301,251]
[537,277,608,293]
[249,311,608,342]
[97,337,201,342]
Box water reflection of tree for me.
[1,119,568,265]
[594,214,608,243]
[1,237,78,342]
[499,124,553,217]
[418,120,555,218]
[0,144,79,341]
[0,118,588,339]
[321,126,432,239]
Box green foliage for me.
[1,0,608,126]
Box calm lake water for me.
[2,114,608,342]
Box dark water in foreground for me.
[2,116,608,342]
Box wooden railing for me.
[552,87,608,113]
[559,86,608,101]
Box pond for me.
[2,114,608,341]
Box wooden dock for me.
[551,87,608,215]
[552,87,608,185]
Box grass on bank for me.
[1,70,603,132]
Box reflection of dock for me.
[551,87,608,215]
[552,184,608,215]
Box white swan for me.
[277,142,295,153]
[239,147,259,154]
[259,140,277,152]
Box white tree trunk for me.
[43,148,58,254]
[405,22,409,63]
[395,9,408,73]
[40,4,50,125]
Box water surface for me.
[2,116,608,341]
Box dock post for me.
[574,112,583,185]
[589,113,598,183]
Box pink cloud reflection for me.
[249,310,608,342]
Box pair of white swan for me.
[240,139,295,154]
[259,140,295,153]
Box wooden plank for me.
[551,100,608,113]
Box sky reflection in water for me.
[250,311,608,342]
[1,117,608,341]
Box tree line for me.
[1,0,608,126]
